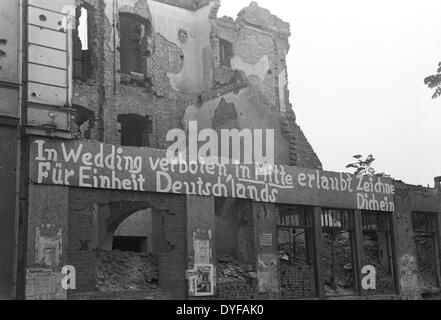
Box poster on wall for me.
[194,264,214,296]
[186,264,215,297]
[194,239,211,265]
[187,269,197,296]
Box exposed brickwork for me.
[149,33,185,97]
[362,279,396,295]
[210,2,322,169]
[72,0,323,171]
[73,0,194,150]
[279,261,316,299]
[119,0,151,19]
[236,2,290,38]
[153,0,212,11]
[68,202,97,291]
[216,278,259,300]
[291,122,322,169]
[393,182,441,299]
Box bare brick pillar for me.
[253,202,280,299]
[186,195,216,298]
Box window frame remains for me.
[412,211,441,288]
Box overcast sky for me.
[218,0,441,186]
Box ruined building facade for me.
[0,0,440,300]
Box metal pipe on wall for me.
[12,0,24,300]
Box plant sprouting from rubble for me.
[424,62,441,99]
[346,154,376,176]
[346,154,391,178]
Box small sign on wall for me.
[259,233,273,247]
[26,268,66,300]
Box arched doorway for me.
[93,204,165,294]
[67,189,187,299]
[113,209,153,253]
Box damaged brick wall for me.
[214,199,262,300]
[393,182,441,299]
[72,0,322,168]
[73,0,195,150]
[148,33,185,97]
[279,260,316,299]
[25,185,69,300]
[209,2,322,169]
[154,0,212,11]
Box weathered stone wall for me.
[26,184,69,300]
[393,182,441,299]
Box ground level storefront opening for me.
[21,138,441,300]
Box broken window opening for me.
[277,205,317,298]
[218,37,233,69]
[362,211,396,294]
[78,8,88,50]
[321,208,356,296]
[118,114,153,147]
[412,212,440,289]
[73,5,94,81]
[119,13,152,84]
[112,236,147,253]
[73,105,94,140]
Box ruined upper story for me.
[22,0,322,169]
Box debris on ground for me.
[94,250,159,292]
[216,254,258,299]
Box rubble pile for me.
[363,237,395,293]
[322,233,355,296]
[94,250,159,292]
[216,254,258,299]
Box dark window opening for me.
[277,205,317,298]
[218,37,233,68]
[119,13,152,82]
[412,212,440,289]
[321,208,356,296]
[73,5,94,81]
[73,105,94,140]
[112,236,147,253]
[362,211,396,294]
[118,114,153,147]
